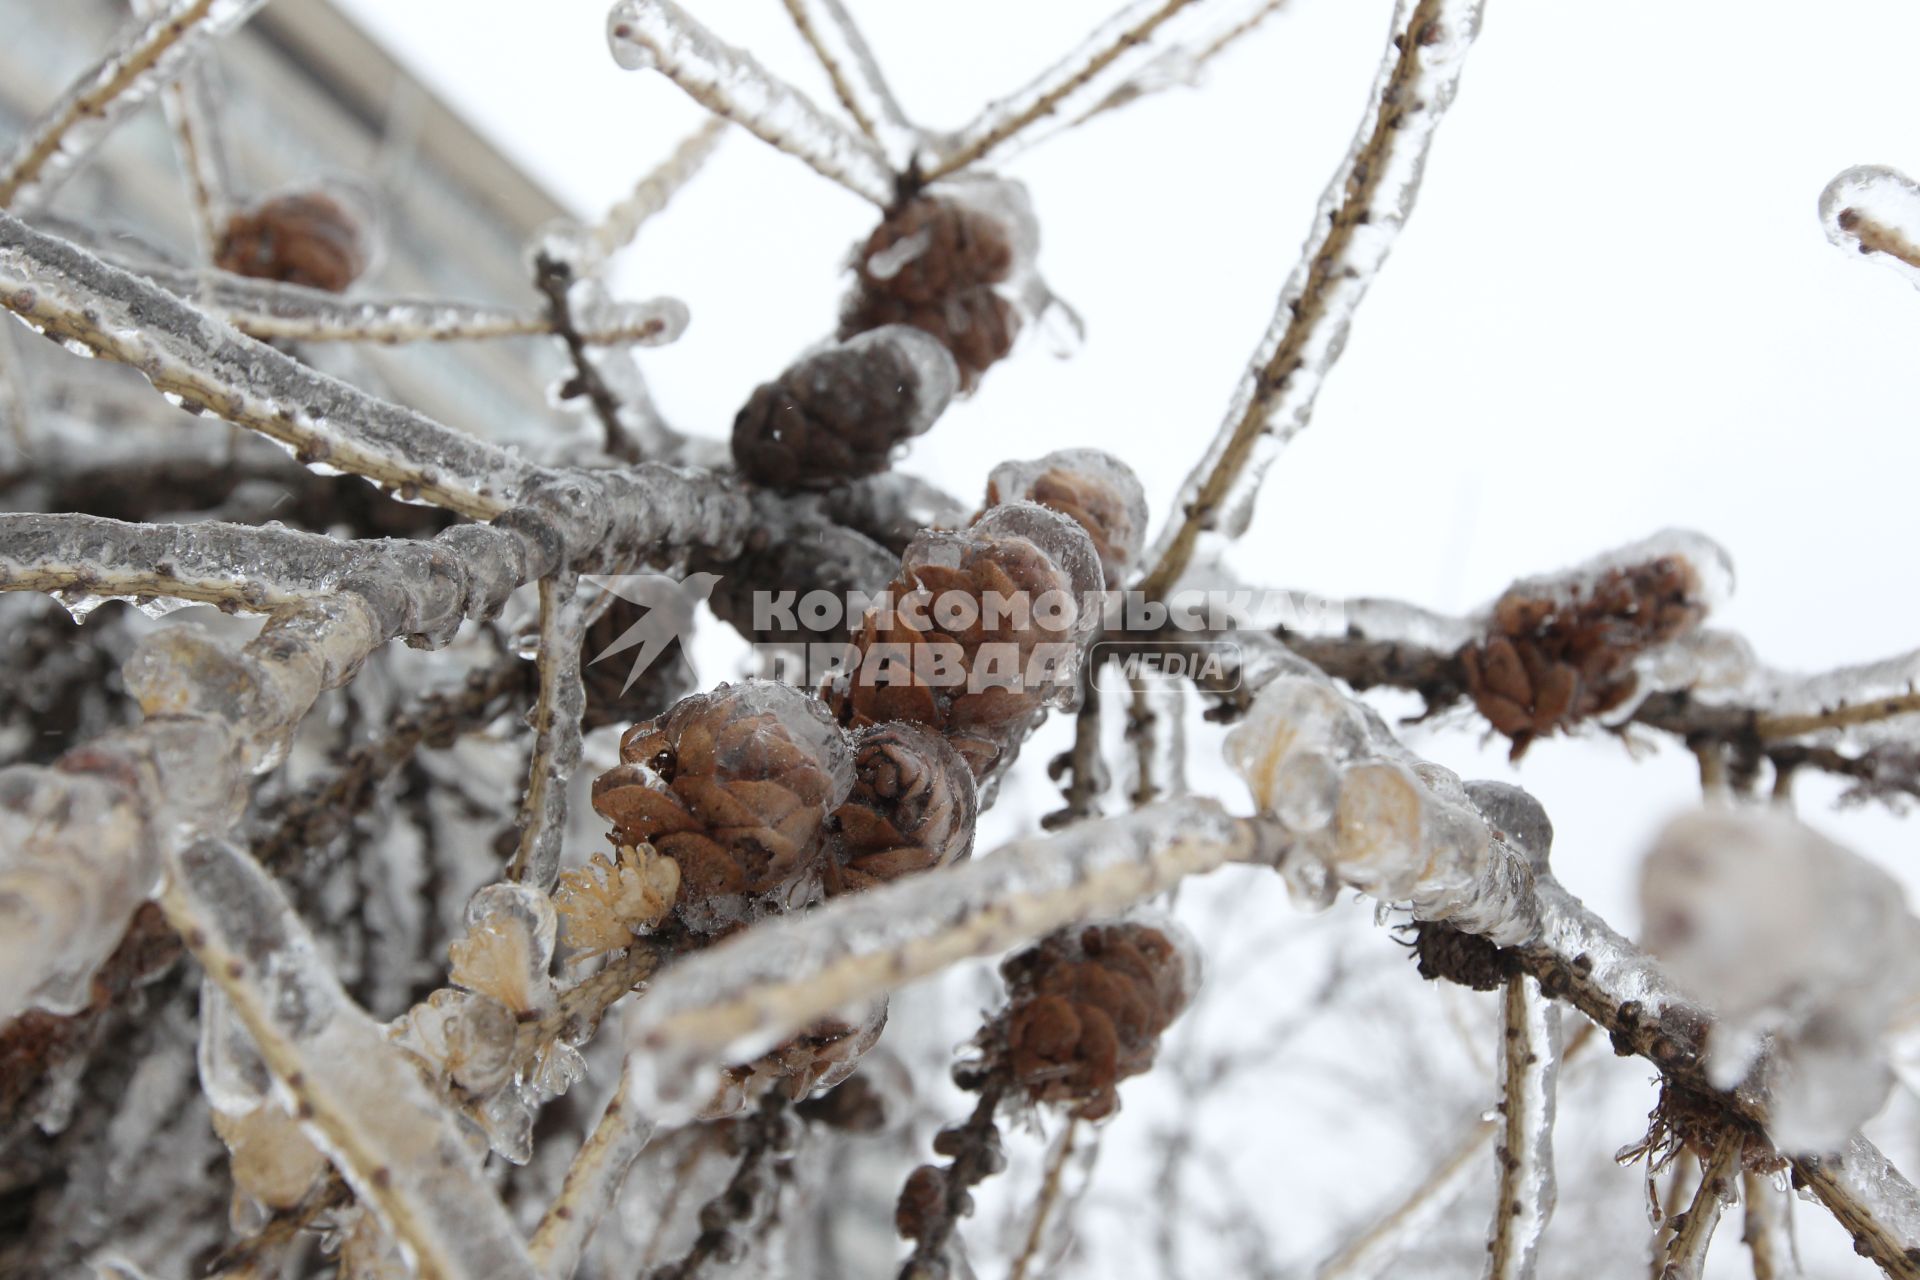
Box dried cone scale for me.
[215,190,369,292]
[703,999,889,1119]
[825,722,978,895]
[590,681,853,933]
[1460,555,1706,758]
[824,502,1102,781]
[840,192,1023,390]
[732,327,959,491]
[997,920,1196,1120]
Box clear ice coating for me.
[606,0,897,206]
[538,118,729,273]
[617,795,1265,1130]
[448,882,560,1017]
[987,448,1150,587]
[1143,0,1489,584]
[844,324,961,439]
[162,836,538,1279]
[1485,974,1560,1280]
[1224,671,1538,944]
[0,0,271,213]
[778,0,922,169]
[1820,164,1920,288]
[1640,807,1920,1153]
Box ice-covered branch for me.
[159,835,537,1280]
[617,798,1288,1126]
[527,1063,656,1280]
[507,573,589,892]
[0,212,543,518]
[1655,1130,1741,1280]
[542,118,729,275]
[608,0,897,206]
[779,0,920,167]
[0,511,366,612]
[1822,165,1920,287]
[1139,0,1487,597]
[133,0,234,257]
[1485,974,1558,1280]
[0,0,269,212]
[1061,0,1291,141]
[922,0,1206,181]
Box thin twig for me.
[1138,0,1487,598]
[566,118,730,272]
[0,0,267,211]
[609,0,896,206]
[1657,1130,1742,1280]
[899,1071,1012,1278]
[1009,1117,1081,1280]
[923,0,1204,182]
[1486,973,1559,1280]
[508,571,589,891]
[528,1062,658,1280]
[651,1091,796,1280]
[778,0,919,165]
[535,255,640,462]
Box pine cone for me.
[998,921,1193,1120]
[216,191,368,292]
[703,1000,888,1119]
[699,514,897,650]
[840,195,1021,391]
[985,449,1148,588]
[824,503,1101,780]
[590,682,853,933]
[825,722,977,895]
[1460,555,1704,759]
[732,328,957,491]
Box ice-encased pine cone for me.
[700,516,896,649]
[985,449,1149,588]
[591,681,853,934]
[825,722,978,896]
[1459,555,1704,759]
[824,503,1101,780]
[840,196,1019,390]
[215,191,369,292]
[997,921,1194,1120]
[732,328,957,491]
[581,595,695,732]
[703,999,888,1119]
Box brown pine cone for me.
[732,328,957,491]
[1460,555,1705,759]
[824,503,1101,780]
[824,722,977,895]
[997,921,1194,1120]
[216,191,368,292]
[590,681,852,933]
[840,194,1022,391]
[703,1000,889,1119]
[984,449,1148,588]
[699,514,897,650]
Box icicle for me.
[607,0,896,206]
[160,835,538,1280]
[1484,974,1560,1280]
[1820,164,1920,288]
[0,0,270,212]
[616,796,1286,1128]
[1140,0,1489,596]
